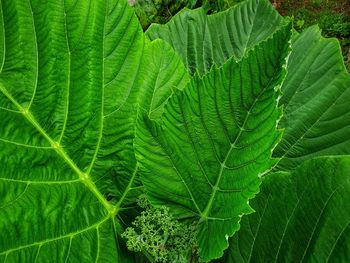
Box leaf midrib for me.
[202,80,269,218]
[0,82,114,214]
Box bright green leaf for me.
[0,0,187,261]
[135,24,291,261]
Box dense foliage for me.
[276,0,350,69]
[0,0,349,262]
[131,0,350,69]
[128,0,238,29]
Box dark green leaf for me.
[146,0,286,75]
[274,26,350,170]
[223,156,350,262]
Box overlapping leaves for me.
[140,0,350,261]
[0,0,186,262]
[135,24,291,260]
[146,0,350,170]
[0,0,349,262]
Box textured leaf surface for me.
[222,156,350,263]
[135,25,290,261]
[274,26,350,170]
[137,39,190,121]
[146,0,285,75]
[116,39,190,223]
[0,0,185,261]
[148,0,350,173]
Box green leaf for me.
[146,0,286,75]
[274,26,350,170]
[145,0,350,173]
[135,24,291,261]
[115,39,190,225]
[222,156,350,262]
[137,39,190,121]
[0,0,187,261]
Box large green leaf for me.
[145,0,350,173]
[222,156,350,262]
[274,26,350,170]
[135,25,291,261]
[146,0,286,75]
[0,0,188,261]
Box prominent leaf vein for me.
[273,181,311,263]
[63,236,73,263]
[0,81,113,213]
[70,0,91,53]
[0,183,29,209]
[179,96,214,188]
[0,178,80,185]
[26,0,38,111]
[202,81,268,218]
[279,84,348,160]
[0,138,52,149]
[0,2,5,73]
[95,227,100,263]
[33,244,41,263]
[325,222,350,263]
[58,1,71,144]
[157,139,202,215]
[247,194,271,263]
[300,186,340,262]
[0,215,111,256]
[0,106,20,113]
[86,5,106,176]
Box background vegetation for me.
[129,0,350,70]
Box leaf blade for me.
[135,23,291,261]
[146,0,286,75]
[274,26,350,170]
[0,0,149,261]
[223,156,350,263]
